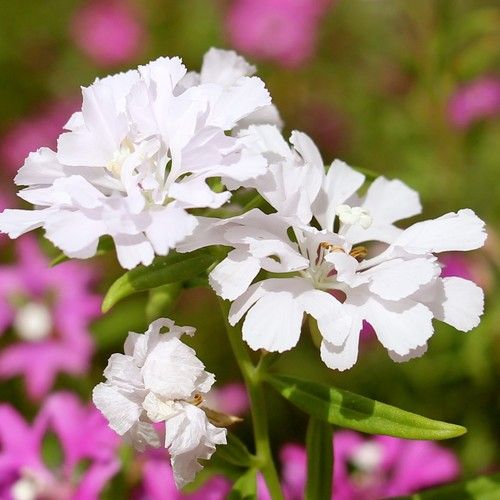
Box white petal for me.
[228,280,270,326]
[113,233,155,269]
[142,338,207,399]
[145,204,198,255]
[206,76,271,129]
[176,216,227,253]
[388,344,428,363]
[169,178,231,209]
[359,177,421,223]
[200,48,256,85]
[15,148,64,186]
[0,208,53,238]
[92,383,142,436]
[124,420,161,452]
[313,160,365,231]
[241,279,308,352]
[290,131,324,175]
[103,353,144,393]
[138,56,187,138]
[363,297,434,356]
[392,209,487,254]
[298,289,351,345]
[166,404,226,489]
[237,104,283,131]
[241,124,292,158]
[363,257,440,301]
[209,250,260,300]
[320,332,360,371]
[45,210,106,257]
[423,277,484,332]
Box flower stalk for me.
[218,298,284,499]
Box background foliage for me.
[0,0,498,494]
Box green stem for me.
[218,298,284,500]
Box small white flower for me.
[92,318,227,489]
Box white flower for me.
[188,127,487,368]
[0,50,274,269]
[92,318,227,489]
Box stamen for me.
[349,246,368,261]
[189,393,204,407]
[317,242,344,265]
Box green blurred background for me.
[0,0,499,483]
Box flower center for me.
[11,470,44,500]
[106,140,133,178]
[351,442,383,473]
[336,204,372,229]
[14,302,53,342]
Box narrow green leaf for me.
[102,250,213,312]
[215,432,254,468]
[266,375,466,440]
[146,282,182,321]
[394,473,500,499]
[228,468,257,500]
[51,236,114,266]
[305,418,333,500]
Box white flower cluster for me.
[0,48,487,370]
[0,49,279,269]
[93,318,226,488]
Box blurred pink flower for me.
[138,451,231,499]
[204,382,249,416]
[71,0,145,66]
[440,253,475,281]
[0,100,78,173]
[0,236,100,399]
[276,431,460,499]
[226,0,332,67]
[448,77,500,129]
[0,392,120,499]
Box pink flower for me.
[71,0,145,66]
[137,450,231,499]
[0,100,79,173]
[0,236,100,399]
[226,0,332,67]
[278,431,460,499]
[440,253,475,281]
[0,392,120,499]
[448,76,500,129]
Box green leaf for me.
[146,282,182,321]
[394,473,500,499]
[215,432,254,468]
[266,375,466,440]
[228,468,257,500]
[51,236,114,266]
[305,417,333,500]
[102,249,213,312]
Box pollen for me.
[350,246,368,261]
